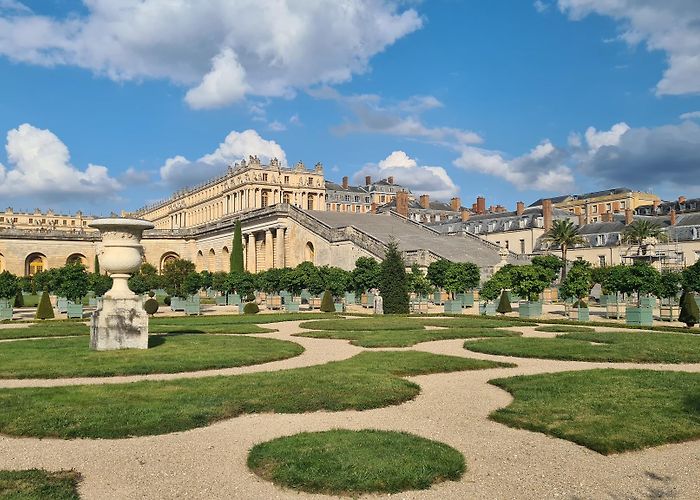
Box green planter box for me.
[334,303,345,313]
[344,292,356,304]
[479,302,496,316]
[599,294,616,306]
[284,303,300,312]
[215,296,227,306]
[433,291,445,305]
[639,296,656,308]
[519,301,543,319]
[170,297,185,311]
[88,297,98,307]
[0,307,13,320]
[184,302,201,316]
[227,293,241,306]
[300,289,312,300]
[57,297,68,313]
[66,303,83,319]
[455,292,474,307]
[568,307,589,321]
[444,300,462,314]
[626,306,653,326]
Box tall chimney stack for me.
[670,209,677,225]
[679,195,686,205]
[471,202,478,212]
[396,191,409,218]
[387,176,394,185]
[365,175,372,186]
[450,197,461,211]
[476,196,486,215]
[612,201,620,213]
[516,201,525,216]
[624,208,633,225]
[461,209,470,222]
[419,194,430,209]
[542,199,553,231]
[342,176,349,189]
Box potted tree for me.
[657,269,682,321]
[510,265,550,319]
[226,272,258,313]
[479,266,512,316]
[351,257,380,309]
[57,263,89,319]
[407,264,432,313]
[615,262,661,326]
[427,259,451,305]
[531,254,564,303]
[601,265,627,319]
[444,262,480,312]
[211,271,229,306]
[162,259,197,311]
[559,261,593,321]
[0,271,19,320]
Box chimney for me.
[387,176,394,185]
[370,202,378,214]
[461,209,470,222]
[516,201,525,216]
[624,208,633,225]
[365,175,372,186]
[578,213,586,226]
[419,194,430,209]
[476,196,486,215]
[670,209,677,225]
[471,203,478,212]
[679,195,686,205]
[342,176,349,189]
[396,191,409,217]
[542,199,553,231]
[612,201,620,213]
[450,197,461,211]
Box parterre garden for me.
[0,312,698,497]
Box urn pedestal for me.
[88,218,154,351]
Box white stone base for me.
[90,296,149,350]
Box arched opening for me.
[66,253,88,266]
[160,252,180,272]
[208,248,216,271]
[196,250,205,272]
[25,253,47,276]
[221,246,230,271]
[305,242,315,263]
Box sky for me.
[1,0,700,216]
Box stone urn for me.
[88,218,154,350]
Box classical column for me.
[247,232,257,273]
[255,189,262,209]
[275,226,286,268]
[265,229,274,270]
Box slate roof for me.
[529,187,634,207]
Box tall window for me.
[284,176,290,184]
[262,173,268,182]
[520,239,525,254]
[598,255,606,267]
[307,196,314,210]
[261,191,268,208]
[283,192,291,204]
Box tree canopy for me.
[379,240,409,313]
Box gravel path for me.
[0,320,698,499]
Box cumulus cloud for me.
[353,150,459,200]
[557,0,700,95]
[584,122,630,151]
[0,0,422,108]
[0,123,121,201]
[453,141,575,192]
[159,129,287,188]
[311,88,482,146]
[680,111,700,121]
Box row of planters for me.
[423,260,480,314]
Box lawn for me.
[0,322,89,340]
[299,316,530,332]
[465,331,700,363]
[149,312,336,334]
[533,325,596,333]
[248,430,465,494]
[0,469,81,500]
[296,328,521,348]
[489,369,700,454]
[0,335,304,378]
[0,351,511,439]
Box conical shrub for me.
[679,291,699,327]
[14,289,24,308]
[35,290,55,320]
[320,290,334,312]
[496,290,512,314]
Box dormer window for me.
[692,227,699,240]
[519,218,527,229]
[596,234,605,246]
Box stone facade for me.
[0,207,96,232]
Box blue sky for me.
[1,0,699,216]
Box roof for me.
[324,181,367,194]
[529,187,636,207]
[377,198,464,212]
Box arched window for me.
[25,253,47,276]
[305,242,315,263]
[66,253,87,266]
[0,253,5,272]
[196,250,205,271]
[160,252,180,272]
[261,190,269,208]
[208,248,216,271]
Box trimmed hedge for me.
[243,302,260,314]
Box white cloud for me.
[0,123,121,201]
[534,1,550,13]
[453,141,575,192]
[0,0,422,108]
[268,121,287,132]
[289,114,302,126]
[584,122,630,151]
[557,0,700,95]
[680,111,700,121]
[160,129,287,188]
[354,150,459,200]
[120,167,151,184]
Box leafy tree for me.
[559,260,593,305]
[93,254,100,275]
[35,290,54,320]
[182,272,202,297]
[18,276,34,294]
[351,257,380,294]
[231,220,244,273]
[291,262,324,295]
[379,240,409,314]
[225,271,258,297]
[622,220,668,253]
[56,263,89,303]
[540,220,585,279]
[139,263,161,291]
[211,272,228,293]
[510,265,551,302]
[480,265,514,302]
[33,269,61,294]
[604,263,661,306]
[128,273,150,295]
[426,259,452,290]
[443,262,480,295]
[531,254,563,284]
[88,273,112,297]
[407,264,433,296]
[682,260,700,293]
[0,271,20,300]
[657,269,683,301]
[591,266,611,294]
[320,290,335,312]
[162,259,197,297]
[678,291,699,327]
[496,290,512,314]
[199,270,213,290]
[320,266,352,298]
[257,268,287,294]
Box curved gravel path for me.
[0,320,698,499]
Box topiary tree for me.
[93,254,100,275]
[243,302,260,314]
[496,290,512,314]
[443,262,480,297]
[292,262,324,295]
[351,257,380,295]
[162,259,197,298]
[56,263,89,303]
[144,298,159,316]
[231,220,244,273]
[559,260,593,306]
[678,291,699,327]
[35,290,54,320]
[607,262,661,307]
[379,240,409,314]
[0,271,20,301]
[510,265,551,303]
[14,288,24,308]
[426,259,452,291]
[320,290,335,312]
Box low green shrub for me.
[13,289,24,308]
[144,298,159,315]
[243,302,260,314]
[320,290,334,313]
[496,291,512,314]
[35,291,54,320]
[163,295,171,306]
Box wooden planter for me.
[66,303,83,319]
[519,301,543,319]
[455,292,474,307]
[605,302,625,319]
[659,304,678,322]
[360,293,375,308]
[567,308,589,321]
[626,306,653,326]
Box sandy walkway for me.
[0,320,698,499]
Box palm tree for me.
[622,220,668,254]
[541,219,586,280]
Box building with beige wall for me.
[1,207,96,232]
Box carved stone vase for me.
[89,218,154,350]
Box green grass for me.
[296,328,521,348]
[0,335,304,378]
[0,351,510,439]
[300,316,530,332]
[533,325,596,333]
[489,369,700,454]
[149,312,336,334]
[0,469,81,500]
[0,322,89,340]
[248,429,465,495]
[465,331,700,363]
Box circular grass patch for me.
[0,335,304,378]
[247,429,465,495]
[534,325,595,333]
